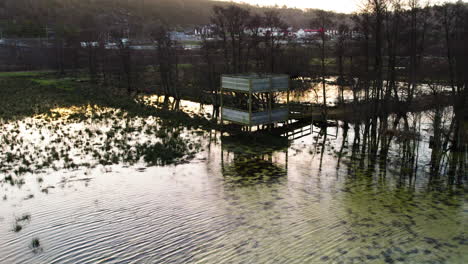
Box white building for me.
[194,25,214,36]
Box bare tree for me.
[245,14,264,72]
[406,0,429,104]
[211,6,230,72]
[352,10,372,102]
[311,10,333,118]
[335,23,350,104]
[369,0,387,105]
[211,5,250,74]
[384,0,403,102]
[263,10,287,73]
[152,25,179,106]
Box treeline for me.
[196,1,468,105]
[0,0,350,38]
[0,0,466,111]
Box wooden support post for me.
[287,77,290,124]
[310,103,314,134]
[249,78,252,132]
[221,146,225,170]
[220,76,224,127]
[268,77,272,129]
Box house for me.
[80,41,99,48]
[0,38,48,48]
[194,25,214,37]
[252,27,287,37]
[169,31,200,41]
[295,28,326,39]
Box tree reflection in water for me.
[220,135,288,187]
[217,106,466,190]
[329,107,467,190]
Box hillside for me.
[0,0,351,38]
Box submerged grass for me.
[221,135,288,187]
[11,213,32,232]
[0,110,202,175]
[30,237,43,253]
[12,223,22,232]
[16,213,31,222]
[0,71,209,176]
[223,157,287,187]
[0,71,215,129]
[31,238,40,248]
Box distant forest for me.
[0,0,352,38]
[0,0,466,111]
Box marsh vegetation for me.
[0,70,466,263]
[0,0,467,263]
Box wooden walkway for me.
[220,93,455,139]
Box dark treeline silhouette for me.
[0,0,350,36]
[0,0,466,115]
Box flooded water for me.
[286,78,453,106]
[1,102,467,263]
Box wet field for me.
[0,96,467,263]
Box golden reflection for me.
[34,105,122,120]
[142,95,213,118]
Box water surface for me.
[0,103,467,263]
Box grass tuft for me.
[31,238,40,248]
[13,223,22,232]
[16,213,31,222]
